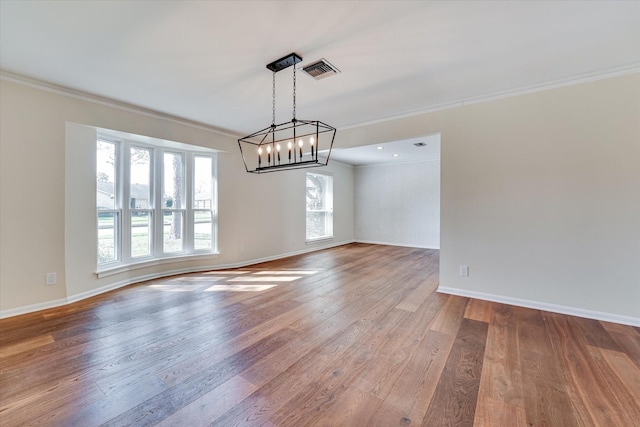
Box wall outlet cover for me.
[459,265,469,277]
[46,273,57,285]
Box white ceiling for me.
[330,134,440,166]
[1,1,639,140]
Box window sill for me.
[96,252,219,278]
[306,236,334,245]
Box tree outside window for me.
[306,172,333,241]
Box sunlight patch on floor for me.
[149,269,319,292]
[170,276,227,282]
[204,284,277,292]
[227,276,301,282]
[252,270,318,275]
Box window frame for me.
[96,135,217,275]
[161,150,186,254]
[96,138,122,266]
[192,155,216,253]
[305,171,334,242]
[128,145,154,260]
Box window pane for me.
[194,156,212,209]
[98,212,118,264]
[194,211,212,250]
[97,133,217,268]
[163,210,183,252]
[306,211,327,239]
[163,152,184,209]
[130,147,151,209]
[97,140,116,210]
[306,173,333,240]
[306,173,328,211]
[131,212,151,258]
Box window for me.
[193,156,214,251]
[96,136,216,270]
[130,146,152,258]
[306,172,333,241]
[97,140,119,264]
[163,152,185,253]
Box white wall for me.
[340,73,640,324]
[355,159,440,249]
[0,78,354,316]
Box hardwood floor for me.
[1,243,639,426]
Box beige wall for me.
[339,73,640,322]
[0,79,355,314]
[2,73,638,322]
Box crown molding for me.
[339,63,640,131]
[3,64,639,136]
[0,69,242,139]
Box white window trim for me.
[96,252,219,278]
[305,171,334,242]
[96,131,217,275]
[306,236,334,244]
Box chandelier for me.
[238,53,336,173]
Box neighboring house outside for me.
[97,181,211,210]
[97,181,116,210]
[194,191,212,209]
[97,181,151,210]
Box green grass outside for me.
[98,213,213,264]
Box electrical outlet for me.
[459,265,469,277]
[46,272,57,285]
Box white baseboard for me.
[0,240,354,319]
[0,297,71,319]
[355,239,439,250]
[437,286,640,327]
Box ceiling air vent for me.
[413,142,427,147]
[301,59,340,80]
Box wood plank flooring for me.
[1,243,639,426]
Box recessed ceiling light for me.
[376,146,384,150]
[392,154,399,157]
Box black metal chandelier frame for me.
[237,53,336,174]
